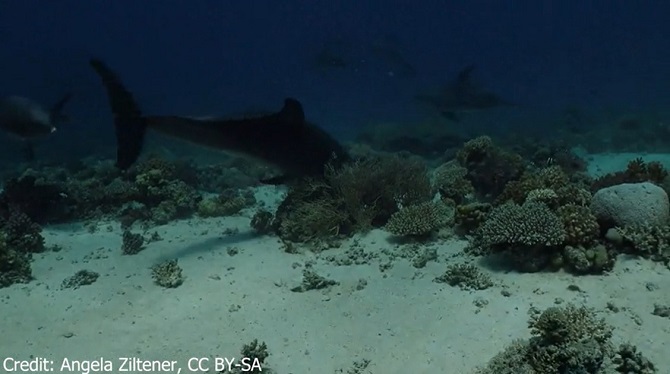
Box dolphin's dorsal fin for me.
[278,98,305,125]
[454,65,476,91]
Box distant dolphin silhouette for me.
[415,65,513,121]
[89,59,350,184]
[0,94,71,160]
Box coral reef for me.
[325,154,433,228]
[230,339,270,374]
[385,201,453,238]
[496,165,572,206]
[290,269,339,292]
[197,188,256,217]
[557,204,600,246]
[455,136,525,199]
[476,304,656,374]
[1,208,45,253]
[526,304,613,373]
[431,161,474,204]
[613,344,657,373]
[196,157,274,192]
[592,158,668,193]
[560,244,613,275]
[133,165,201,224]
[615,224,670,262]
[275,179,350,243]
[478,201,565,249]
[273,154,433,243]
[591,182,669,228]
[0,231,32,288]
[250,210,275,234]
[476,201,565,272]
[434,263,493,290]
[151,259,184,288]
[0,156,265,228]
[61,270,100,289]
[121,230,145,255]
[454,202,491,234]
[0,173,75,224]
[525,188,559,208]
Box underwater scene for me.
[1,1,669,373]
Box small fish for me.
[415,65,513,121]
[0,94,71,160]
[89,59,350,184]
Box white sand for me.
[1,157,670,373]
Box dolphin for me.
[0,94,71,160]
[415,65,513,121]
[89,59,350,184]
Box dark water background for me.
[1,0,669,163]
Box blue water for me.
[3,2,670,372]
[1,0,669,161]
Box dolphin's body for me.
[0,94,71,160]
[416,65,513,121]
[89,59,350,184]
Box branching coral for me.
[151,259,184,288]
[526,304,613,373]
[592,158,668,193]
[561,244,612,274]
[385,201,453,237]
[1,209,45,253]
[525,188,559,208]
[0,231,33,288]
[0,174,74,223]
[431,161,474,203]
[273,179,350,243]
[456,136,525,199]
[496,165,570,205]
[454,202,492,233]
[475,304,653,374]
[478,201,565,248]
[615,224,670,262]
[271,154,434,244]
[278,195,349,243]
[325,154,433,228]
[197,188,256,218]
[476,200,565,272]
[434,263,493,290]
[557,204,599,246]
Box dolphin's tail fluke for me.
[89,58,146,169]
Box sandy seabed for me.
[1,153,669,374]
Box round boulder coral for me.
[591,182,669,227]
